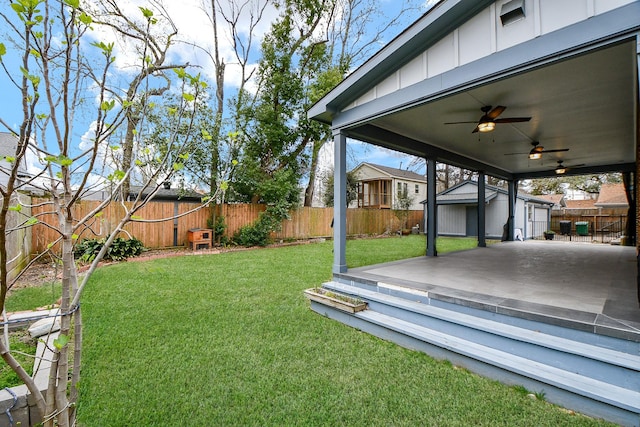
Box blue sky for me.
[0,0,433,185]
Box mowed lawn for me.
[73,236,612,426]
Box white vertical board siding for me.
[400,54,426,88]
[487,195,509,237]
[377,71,400,98]
[595,0,634,13]
[515,199,526,235]
[539,0,589,35]
[427,33,456,78]
[350,0,634,109]
[458,7,494,66]
[438,205,467,236]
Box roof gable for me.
[595,183,629,207]
[309,0,492,123]
[352,162,427,182]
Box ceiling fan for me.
[554,160,585,175]
[445,105,531,133]
[504,141,569,159]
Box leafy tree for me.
[322,169,359,207]
[232,0,333,229]
[302,0,424,206]
[529,173,622,195]
[528,178,564,195]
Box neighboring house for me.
[0,132,30,189]
[351,162,426,210]
[595,183,629,209]
[536,193,566,210]
[83,182,204,202]
[565,199,596,210]
[424,180,552,239]
[127,183,204,202]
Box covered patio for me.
[344,240,640,341]
[308,0,640,424]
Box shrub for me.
[233,223,271,247]
[74,237,145,262]
[231,204,290,247]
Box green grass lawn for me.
[65,236,612,426]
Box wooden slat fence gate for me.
[29,197,425,255]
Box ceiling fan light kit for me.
[444,105,531,133]
[478,121,495,132]
[529,150,542,160]
[555,165,567,174]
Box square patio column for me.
[426,158,437,256]
[507,180,516,241]
[333,130,347,273]
[477,172,486,248]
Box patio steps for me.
[311,281,640,427]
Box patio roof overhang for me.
[309,2,640,182]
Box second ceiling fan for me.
[445,105,531,133]
[504,141,570,159]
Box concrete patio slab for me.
[347,240,640,339]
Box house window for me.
[527,205,533,221]
[415,184,419,194]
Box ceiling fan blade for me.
[494,117,531,123]
[568,164,585,168]
[444,121,479,125]
[541,148,569,153]
[472,125,480,133]
[487,105,506,119]
[503,152,527,156]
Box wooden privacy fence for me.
[31,198,210,254]
[30,197,424,254]
[218,205,423,240]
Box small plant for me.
[207,215,227,243]
[74,237,145,262]
[311,287,363,304]
[534,391,546,401]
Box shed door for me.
[466,206,478,237]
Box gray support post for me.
[636,33,640,305]
[333,130,347,273]
[507,180,516,241]
[426,158,437,257]
[478,172,486,247]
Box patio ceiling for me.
[341,39,637,181]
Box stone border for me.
[0,332,58,427]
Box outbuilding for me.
[425,180,552,239]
